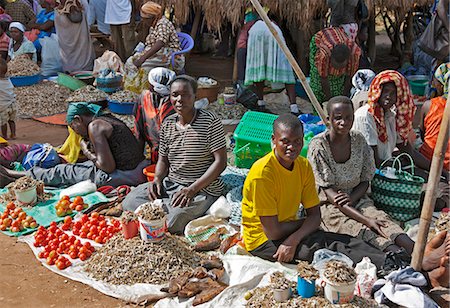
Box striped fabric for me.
[159,109,226,196]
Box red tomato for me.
[81,214,89,223]
[72,229,80,236]
[56,248,64,254]
[47,257,55,265]
[18,212,27,220]
[6,202,15,210]
[38,251,45,258]
[79,253,87,261]
[1,213,8,220]
[61,195,70,201]
[55,229,63,237]
[11,220,20,228]
[43,251,49,258]
[14,207,23,214]
[61,224,70,231]
[90,212,99,219]
[69,251,78,259]
[89,225,98,234]
[80,232,87,238]
[74,196,84,205]
[61,233,69,241]
[84,242,92,249]
[50,221,57,227]
[74,239,81,246]
[98,221,107,228]
[55,260,65,270]
[68,236,76,243]
[75,205,84,212]
[94,236,103,244]
[73,221,82,230]
[89,218,98,226]
[33,241,40,247]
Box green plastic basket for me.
[233,111,279,168]
[407,75,428,96]
[57,72,87,91]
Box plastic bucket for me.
[273,288,292,302]
[137,216,167,242]
[322,278,356,304]
[297,277,315,298]
[224,93,236,105]
[143,164,156,182]
[122,220,139,239]
[14,185,37,206]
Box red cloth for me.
[237,20,256,49]
[314,27,361,78]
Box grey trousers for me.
[28,160,149,188]
[250,230,386,270]
[122,178,219,234]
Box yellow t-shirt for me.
[242,150,320,251]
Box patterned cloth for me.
[145,16,180,51]
[0,103,16,124]
[244,20,295,86]
[8,36,37,62]
[308,131,405,251]
[5,1,35,26]
[341,23,358,41]
[434,62,450,98]
[0,143,30,162]
[367,70,416,143]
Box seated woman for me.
[352,70,448,208]
[7,22,37,62]
[122,75,227,234]
[419,63,450,173]
[134,67,176,163]
[0,103,149,187]
[125,2,184,91]
[28,0,56,51]
[308,96,414,254]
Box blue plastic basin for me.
[10,74,41,87]
[108,100,136,115]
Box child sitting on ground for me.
[0,58,16,139]
[0,137,30,168]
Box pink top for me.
[0,144,31,162]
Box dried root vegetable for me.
[7,176,41,191]
[7,55,40,76]
[323,261,357,284]
[109,90,139,102]
[120,211,138,224]
[297,261,319,281]
[270,272,292,290]
[15,81,72,118]
[206,102,247,120]
[136,201,166,221]
[84,234,203,285]
[435,212,450,232]
[66,85,108,103]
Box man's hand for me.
[366,219,388,238]
[171,187,195,208]
[148,179,163,201]
[273,241,297,263]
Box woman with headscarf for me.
[7,22,37,62]
[124,1,183,92]
[28,0,56,51]
[4,0,35,28]
[420,63,450,172]
[54,0,95,73]
[134,67,176,163]
[350,68,375,110]
[0,103,149,187]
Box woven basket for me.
[197,84,219,103]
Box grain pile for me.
[245,286,382,308]
[323,261,357,284]
[66,85,108,103]
[84,234,203,285]
[7,55,40,76]
[109,90,138,103]
[15,81,72,117]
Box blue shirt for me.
[36,9,55,38]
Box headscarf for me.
[352,69,375,94]
[141,1,163,25]
[367,70,416,143]
[148,67,176,96]
[0,136,7,145]
[434,62,450,98]
[66,102,103,124]
[9,22,25,33]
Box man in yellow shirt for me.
[242,114,385,266]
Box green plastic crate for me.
[233,111,279,168]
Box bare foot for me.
[428,256,450,288]
[423,231,448,271]
[9,134,16,140]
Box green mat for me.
[0,188,108,237]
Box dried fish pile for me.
[245,286,382,308]
[297,261,319,281]
[435,212,450,232]
[206,102,247,120]
[270,272,293,290]
[66,85,108,103]
[15,81,72,117]
[84,234,203,285]
[323,261,357,284]
[8,176,40,191]
[136,201,166,221]
[7,55,40,76]
[120,211,138,223]
[109,90,138,102]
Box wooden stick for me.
[249,0,328,124]
[411,95,450,271]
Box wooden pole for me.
[411,95,450,271]
[249,0,328,124]
[190,7,202,41]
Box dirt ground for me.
[0,35,444,308]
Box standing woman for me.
[7,22,37,62]
[54,0,95,73]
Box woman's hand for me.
[366,219,388,238]
[171,187,196,208]
[332,191,352,207]
[148,179,163,201]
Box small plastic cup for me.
[273,287,292,302]
[297,276,315,298]
[122,220,139,239]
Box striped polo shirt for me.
[159,109,226,196]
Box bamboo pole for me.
[411,95,450,271]
[249,0,328,124]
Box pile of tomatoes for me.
[55,195,88,217]
[0,202,38,232]
[61,212,121,244]
[34,220,95,270]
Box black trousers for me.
[250,230,385,269]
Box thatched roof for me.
[152,0,435,31]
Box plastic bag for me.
[206,196,231,219]
[22,143,61,170]
[354,257,377,298]
[312,248,353,272]
[59,180,97,198]
[40,34,62,77]
[236,82,258,109]
[93,50,124,76]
